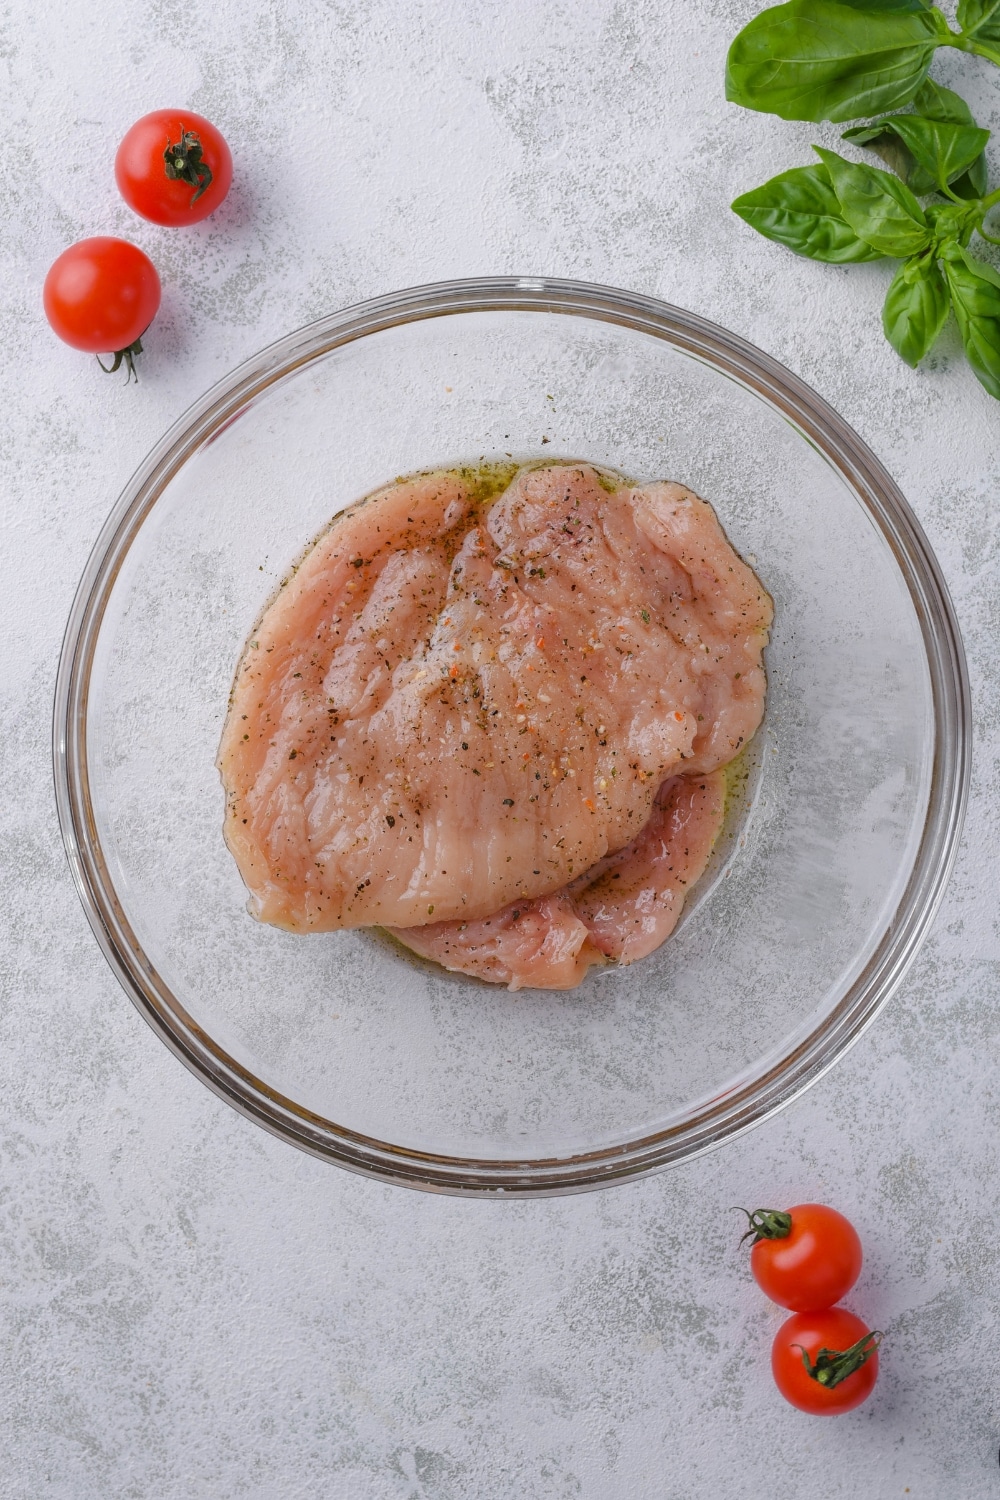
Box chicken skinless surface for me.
[218,463,771,986]
[390,770,725,990]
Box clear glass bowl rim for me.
[52,276,971,1196]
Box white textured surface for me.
[3,2,999,1495]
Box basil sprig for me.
[727,0,1000,397]
[733,126,1000,395]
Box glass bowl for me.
[53,278,970,1195]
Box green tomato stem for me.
[96,333,144,383]
[794,1331,882,1390]
[163,129,214,205]
[735,1207,793,1245]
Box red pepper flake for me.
[449,665,459,679]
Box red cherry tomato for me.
[772,1307,880,1415]
[115,109,232,226]
[43,238,161,369]
[742,1203,862,1311]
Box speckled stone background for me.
[3,2,1000,1495]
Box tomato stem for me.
[793,1331,882,1390]
[735,1207,793,1245]
[163,129,213,205]
[96,333,144,383]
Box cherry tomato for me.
[741,1203,862,1311]
[771,1307,880,1415]
[115,109,232,226]
[43,238,161,373]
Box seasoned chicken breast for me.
[218,463,770,946]
[389,770,725,989]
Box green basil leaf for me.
[813,146,933,253]
[732,163,887,261]
[882,253,950,363]
[839,0,932,10]
[887,116,990,186]
[958,0,1000,27]
[943,239,1000,287]
[940,241,1000,397]
[913,76,977,124]
[907,81,988,194]
[926,199,982,246]
[843,114,989,192]
[952,153,989,198]
[957,0,1000,62]
[725,0,948,123]
[842,119,918,182]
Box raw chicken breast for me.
[390,770,725,990]
[218,463,770,938]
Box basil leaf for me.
[732,163,887,261]
[942,238,1000,287]
[839,0,932,10]
[927,199,982,246]
[813,146,933,254]
[842,114,989,192]
[957,0,1000,63]
[940,241,1000,397]
[958,0,1000,28]
[909,80,988,193]
[842,119,917,181]
[952,153,990,199]
[913,76,977,124]
[882,253,950,363]
[725,0,949,123]
[883,116,989,187]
